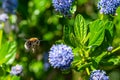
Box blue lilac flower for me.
[89,70,109,80]
[52,0,74,16]
[107,46,113,52]
[2,0,18,14]
[97,0,120,15]
[0,13,8,22]
[10,64,23,75]
[49,44,73,70]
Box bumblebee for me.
[24,37,40,53]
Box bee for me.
[24,37,40,53]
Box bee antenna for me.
[39,39,47,42]
[39,40,44,41]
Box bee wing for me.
[24,42,29,50]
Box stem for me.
[86,48,91,58]
[90,65,96,71]
[111,46,120,53]
[75,61,82,66]
[85,51,89,58]
[100,14,104,20]
[86,67,90,75]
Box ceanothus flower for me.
[0,13,8,22]
[49,44,73,70]
[52,0,74,16]
[89,70,109,80]
[107,46,113,52]
[10,64,23,75]
[97,0,120,15]
[2,0,18,14]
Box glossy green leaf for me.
[88,20,105,46]
[0,41,16,65]
[63,25,75,47]
[74,14,87,44]
[105,21,114,43]
[0,43,9,65]
[63,14,88,47]
[63,25,82,47]
[105,21,114,36]
[5,41,17,64]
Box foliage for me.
[0,0,120,80]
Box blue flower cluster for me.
[49,44,73,70]
[98,0,120,15]
[89,70,109,80]
[2,0,18,14]
[10,64,23,75]
[52,0,74,16]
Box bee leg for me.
[32,48,35,53]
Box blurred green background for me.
[0,0,120,80]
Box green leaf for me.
[2,64,10,72]
[105,21,114,43]
[5,41,17,64]
[0,30,3,49]
[0,43,9,65]
[12,76,20,80]
[63,25,75,47]
[63,14,88,47]
[63,26,72,44]
[63,26,82,47]
[0,41,16,65]
[88,20,105,46]
[74,14,87,44]
[105,21,114,36]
